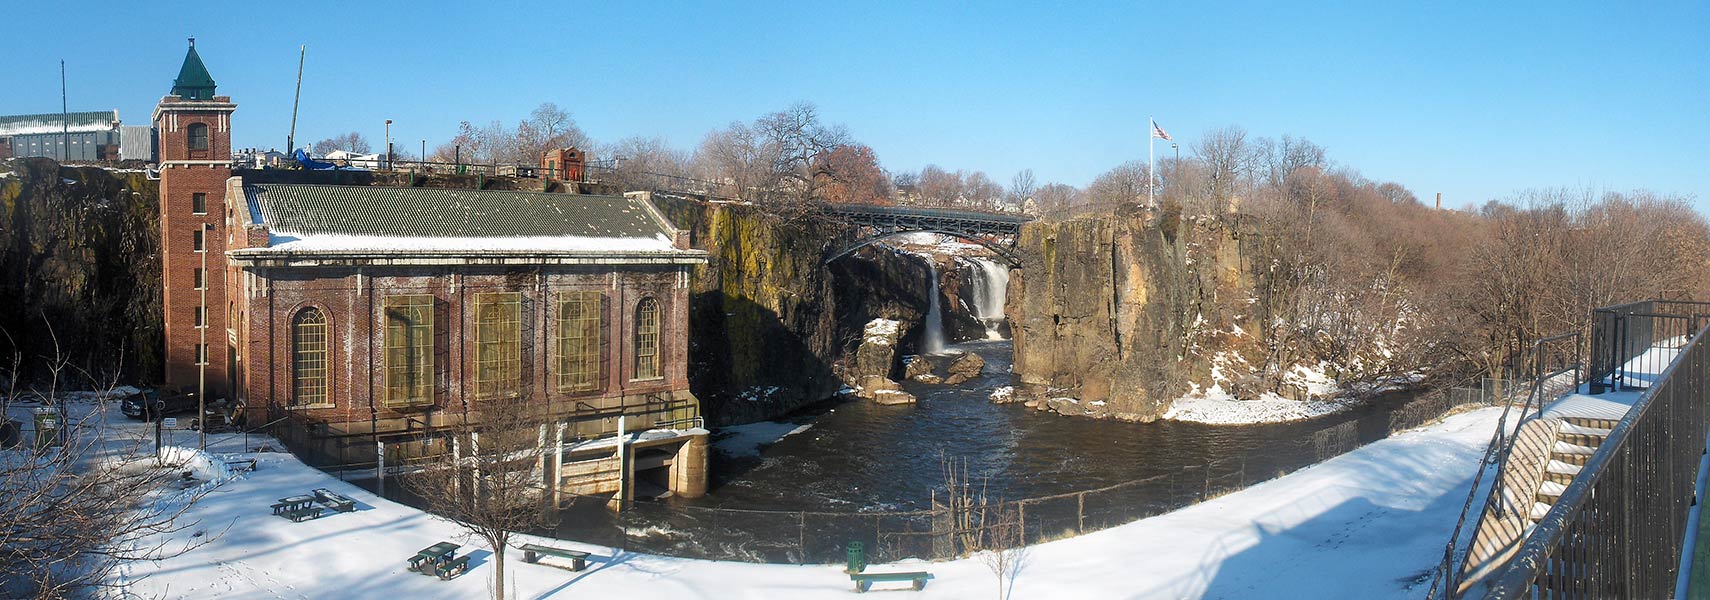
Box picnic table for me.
[271,494,322,521]
[408,542,461,575]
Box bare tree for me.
[1084,160,1149,209]
[1006,169,1037,211]
[979,504,1028,600]
[515,103,589,164]
[1193,126,1252,200]
[403,393,558,600]
[0,324,218,598]
[311,132,372,155]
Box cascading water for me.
[967,257,1011,340]
[921,257,947,354]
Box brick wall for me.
[244,264,697,440]
[156,96,236,398]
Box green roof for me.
[244,184,672,240]
[172,41,217,100]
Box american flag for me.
[1151,121,1172,141]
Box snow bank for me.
[1164,383,1355,425]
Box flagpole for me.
[1147,116,1155,207]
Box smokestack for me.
[1435,192,1442,210]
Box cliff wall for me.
[1012,209,1265,420]
[0,158,163,384]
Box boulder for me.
[873,389,918,405]
[853,375,901,399]
[904,355,937,382]
[988,386,1018,404]
[942,351,987,385]
[1046,396,1082,415]
[852,319,903,381]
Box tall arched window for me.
[187,123,210,152]
[633,298,661,380]
[292,308,328,406]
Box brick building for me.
[156,41,710,501]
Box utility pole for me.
[60,60,68,161]
[198,222,209,450]
[288,45,305,152]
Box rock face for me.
[904,355,940,383]
[942,351,986,385]
[0,158,162,384]
[652,195,936,424]
[1011,208,1262,421]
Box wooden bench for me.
[849,571,932,593]
[518,543,590,571]
[312,488,357,513]
[408,542,460,575]
[280,506,323,522]
[435,555,471,580]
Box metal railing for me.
[1481,317,1710,598]
[1589,300,1710,393]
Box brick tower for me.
[154,38,235,399]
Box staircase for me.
[1457,416,1617,592]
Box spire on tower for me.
[172,39,217,100]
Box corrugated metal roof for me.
[0,111,119,136]
[246,183,670,240]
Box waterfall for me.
[922,258,947,354]
[969,258,1011,340]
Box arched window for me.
[187,123,210,151]
[292,308,328,406]
[633,298,661,380]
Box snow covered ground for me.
[105,406,1504,599]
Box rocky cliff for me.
[651,195,938,425]
[0,158,162,384]
[1011,208,1268,421]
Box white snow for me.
[1165,385,1355,425]
[110,405,1506,599]
[257,231,678,254]
[863,318,901,344]
[988,385,1015,403]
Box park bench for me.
[312,488,357,513]
[271,494,316,515]
[849,571,932,593]
[408,542,461,575]
[518,543,590,571]
[435,555,472,580]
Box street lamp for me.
[198,222,211,450]
[384,119,393,170]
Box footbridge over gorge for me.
[823,204,1033,267]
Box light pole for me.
[198,222,210,450]
[384,119,393,170]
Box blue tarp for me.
[292,149,366,171]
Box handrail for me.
[1481,322,1709,597]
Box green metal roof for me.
[245,184,671,240]
[172,41,217,100]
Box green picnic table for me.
[408,542,462,575]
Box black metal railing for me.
[1589,300,1710,393]
[1478,317,1709,598]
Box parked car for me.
[119,388,201,421]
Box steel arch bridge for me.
[823,204,1032,267]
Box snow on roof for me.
[0,110,119,136]
[262,232,679,254]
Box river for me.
[546,338,1419,563]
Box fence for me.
[1479,314,1710,598]
[530,385,1503,566]
[1588,300,1710,393]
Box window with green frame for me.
[556,291,602,392]
[473,292,522,399]
[383,295,434,405]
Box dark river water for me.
[544,339,1420,563]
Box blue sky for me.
[3,1,1705,210]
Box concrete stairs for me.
[1458,416,1617,593]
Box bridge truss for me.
[823,204,1032,267]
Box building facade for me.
[154,41,710,501]
[0,110,122,161]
